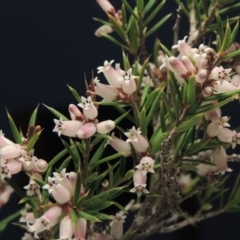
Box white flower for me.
[135,156,155,175]
[24,179,41,196]
[117,68,137,94]
[78,96,98,120]
[19,149,37,171]
[210,66,232,84]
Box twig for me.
[173,3,184,56]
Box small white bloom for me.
[135,156,155,175]
[78,96,98,120]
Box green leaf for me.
[144,88,160,112]
[140,108,148,136]
[89,139,107,166]
[157,39,173,57]
[122,0,138,20]
[108,163,114,188]
[4,178,25,199]
[193,0,202,24]
[28,105,39,127]
[137,57,150,93]
[136,0,144,12]
[176,114,203,132]
[92,212,112,220]
[76,190,90,208]
[67,85,82,103]
[114,110,131,125]
[73,167,82,206]
[0,209,22,234]
[48,148,68,168]
[32,177,46,187]
[58,156,71,172]
[145,13,172,37]
[185,140,210,155]
[61,139,80,169]
[124,169,134,181]
[220,48,240,61]
[216,11,224,49]
[83,187,125,208]
[122,51,131,71]
[144,0,166,25]
[219,2,240,15]
[121,230,137,240]
[220,20,231,53]
[102,34,130,51]
[6,109,23,145]
[230,18,239,46]
[43,104,68,121]
[143,0,156,14]
[85,201,113,212]
[140,83,151,107]
[84,172,98,184]
[186,75,196,104]
[71,211,78,225]
[26,130,42,151]
[89,152,125,169]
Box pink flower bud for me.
[0,184,13,207]
[27,206,62,238]
[118,68,137,94]
[67,172,85,196]
[0,144,21,160]
[53,118,83,137]
[97,120,115,134]
[196,69,207,84]
[94,78,118,101]
[59,215,74,239]
[96,0,115,14]
[69,104,83,120]
[202,86,213,97]
[169,56,190,78]
[74,217,86,239]
[110,213,126,240]
[95,25,113,37]
[77,123,96,139]
[97,60,122,88]
[217,128,234,143]
[231,74,240,87]
[181,56,196,74]
[35,159,48,172]
[106,133,131,156]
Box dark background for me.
[0,0,240,239]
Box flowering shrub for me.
[2,0,240,239]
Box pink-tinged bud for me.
[77,123,96,139]
[53,118,83,137]
[94,78,118,101]
[31,172,43,180]
[196,69,207,84]
[110,213,126,240]
[212,147,232,174]
[74,217,86,239]
[202,86,213,97]
[106,133,131,156]
[0,144,21,160]
[97,120,115,134]
[97,60,122,88]
[96,0,115,14]
[27,206,62,238]
[78,96,98,120]
[67,172,85,196]
[135,156,155,175]
[51,183,71,204]
[95,25,113,37]
[69,104,83,120]
[59,215,74,239]
[5,159,22,175]
[231,74,240,87]
[181,56,196,74]
[235,64,240,75]
[169,56,190,78]
[172,36,192,56]
[0,184,13,207]
[35,159,48,172]
[89,233,114,240]
[177,174,191,190]
[130,170,149,197]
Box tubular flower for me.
[117,68,137,94]
[94,77,117,101]
[74,217,87,239]
[130,170,149,197]
[105,132,131,156]
[58,215,75,239]
[172,36,192,57]
[69,104,83,121]
[78,96,98,120]
[210,66,232,84]
[207,116,230,137]
[0,183,13,207]
[96,0,115,14]
[110,212,126,240]
[124,126,149,152]
[97,120,115,134]
[77,123,97,139]
[0,144,21,160]
[24,179,41,197]
[19,149,37,171]
[97,60,121,88]
[53,118,83,137]
[135,156,155,175]
[27,206,62,239]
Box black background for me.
[0,1,240,239]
